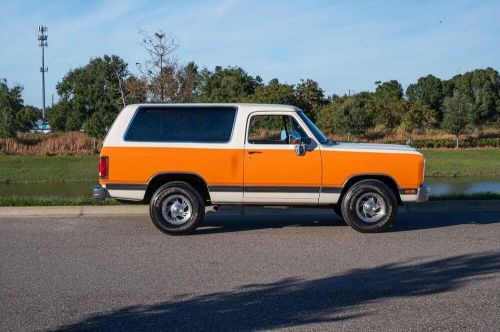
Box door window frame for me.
[245,111,319,147]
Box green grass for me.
[0,197,121,207]
[422,149,500,177]
[0,156,98,184]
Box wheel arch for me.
[145,172,211,204]
[340,174,402,205]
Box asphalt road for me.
[0,207,499,331]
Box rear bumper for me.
[93,185,108,201]
[416,184,431,203]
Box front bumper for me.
[93,185,108,201]
[416,184,430,202]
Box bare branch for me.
[137,29,180,102]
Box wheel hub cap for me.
[356,193,387,223]
[170,202,184,217]
[161,195,193,225]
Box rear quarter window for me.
[124,106,237,142]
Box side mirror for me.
[295,144,306,156]
[289,131,308,156]
[289,131,302,145]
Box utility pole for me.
[38,25,48,120]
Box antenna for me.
[38,25,48,120]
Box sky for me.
[0,0,499,108]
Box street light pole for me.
[38,25,48,120]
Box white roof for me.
[127,103,301,112]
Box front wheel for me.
[149,181,205,235]
[341,180,398,233]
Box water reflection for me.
[426,177,500,195]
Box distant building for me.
[31,120,51,133]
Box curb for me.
[0,205,149,218]
[0,200,499,218]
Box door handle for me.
[248,151,262,154]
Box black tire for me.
[341,180,398,233]
[149,181,205,235]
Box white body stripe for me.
[400,194,418,202]
[107,189,145,201]
[318,193,341,204]
[210,192,243,204]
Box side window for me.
[290,117,308,139]
[124,106,236,142]
[247,114,308,144]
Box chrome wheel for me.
[161,195,192,225]
[355,192,386,223]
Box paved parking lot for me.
[0,207,499,331]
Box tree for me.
[373,80,404,130]
[46,100,70,132]
[245,79,298,105]
[84,111,114,139]
[0,79,24,138]
[196,66,262,102]
[373,98,404,130]
[375,80,403,100]
[295,79,327,121]
[16,105,40,131]
[401,101,437,133]
[444,68,500,125]
[172,61,201,102]
[406,75,444,120]
[137,29,179,103]
[123,75,148,104]
[442,91,475,148]
[51,55,128,137]
[317,95,372,136]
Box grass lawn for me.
[422,149,500,177]
[0,149,498,184]
[0,156,98,184]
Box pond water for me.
[425,177,500,196]
[0,177,499,198]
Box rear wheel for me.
[341,180,398,233]
[149,181,205,235]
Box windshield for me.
[297,111,329,144]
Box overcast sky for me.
[1,0,499,108]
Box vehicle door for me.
[243,112,322,204]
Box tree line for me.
[1,30,499,147]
